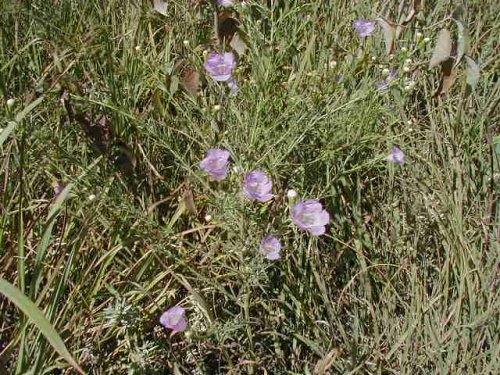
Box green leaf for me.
[0,278,86,374]
[464,56,480,88]
[429,29,452,68]
[0,96,44,146]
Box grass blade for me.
[0,279,86,375]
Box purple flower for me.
[200,148,230,181]
[218,0,235,6]
[243,169,273,202]
[260,236,281,260]
[204,52,236,82]
[354,19,376,37]
[375,70,398,90]
[160,306,187,333]
[387,147,406,165]
[227,78,239,97]
[292,200,330,236]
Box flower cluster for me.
[200,148,331,239]
[160,10,409,336]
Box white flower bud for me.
[6,98,15,107]
[287,189,297,198]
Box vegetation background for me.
[0,0,499,373]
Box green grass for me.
[1,0,499,373]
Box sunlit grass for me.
[0,0,499,373]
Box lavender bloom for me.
[200,148,230,181]
[354,20,376,37]
[204,52,236,82]
[387,147,406,165]
[375,70,398,91]
[160,306,187,333]
[227,78,239,97]
[292,200,330,236]
[218,0,235,6]
[243,169,273,202]
[260,236,281,260]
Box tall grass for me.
[1,0,499,373]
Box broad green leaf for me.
[31,184,74,298]
[429,29,452,68]
[464,56,480,88]
[0,278,86,374]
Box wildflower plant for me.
[1,0,496,374]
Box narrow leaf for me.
[429,29,452,68]
[0,278,86,374]
[464,56,480,88]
